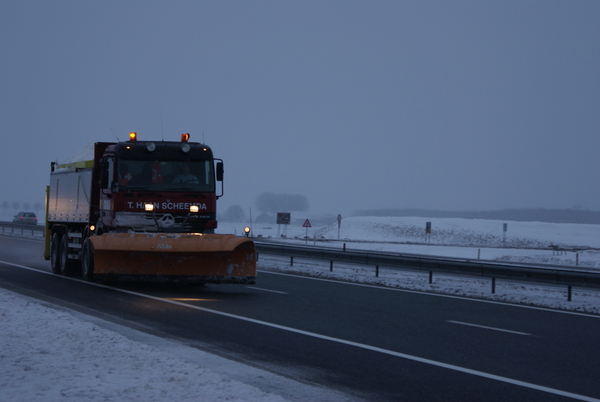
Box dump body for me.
[48,167,94,224]
[44,134,256,284]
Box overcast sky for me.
[1,1,598,217]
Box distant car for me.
[13,211,38,225]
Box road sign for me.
[277,212,291,225]
[302,219,311,228]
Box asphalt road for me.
[1,235,599,401]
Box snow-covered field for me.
[238,216,600,268]
[2,216,600,401]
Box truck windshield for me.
[117,159,215,192]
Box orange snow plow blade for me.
[89,233,256,284]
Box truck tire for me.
[81,239,94,282]
[59,235,75,276]
[50,233,62,274]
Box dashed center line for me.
[448,320,532,336]
[248,287,288,294]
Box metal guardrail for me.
[255,241,600,300]
[0,221,44,237]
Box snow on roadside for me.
[0,288,290,402]
[257,256,600,315]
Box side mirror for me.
[216,162,224,182]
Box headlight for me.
[144,203,154,211]
[189,205,199,213]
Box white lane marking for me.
[3,260,600,402]
[247,287,288,294]
[447,321,532,336]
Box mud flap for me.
[88,233,256,284]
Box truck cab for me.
[95,133,223,234]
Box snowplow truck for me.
[43,133,256,284]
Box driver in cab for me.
[172,163,199,183]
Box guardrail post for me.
[375,265,379,277]
[330,261,333,272]
[290,256,294,266]
[491,277,496,294]
[429,271,433,284]
[576,253,579,266]
[478,249,481,259]
[256,252,259,262]
[568,285,572,302]
[343,243,346,252]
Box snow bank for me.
[257,256,600,314]
[0,289,291,402]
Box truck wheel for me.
[81,239,94,282]
[50,233,62,274]
[59,235,75,276]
